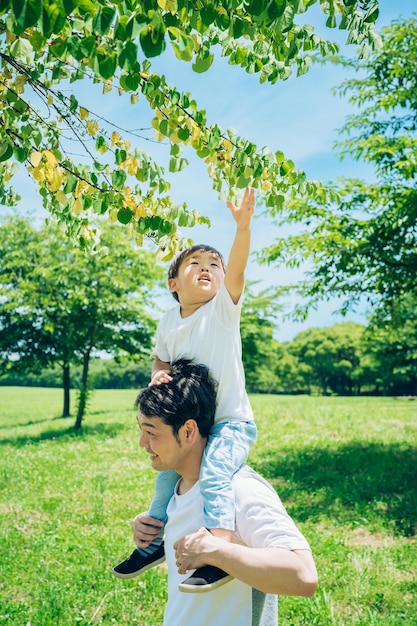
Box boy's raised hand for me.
[226,187,255,230]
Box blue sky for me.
[143,1,416,339]
[11,1,417,340]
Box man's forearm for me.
[174,529,318,597]
[213,543,317,597]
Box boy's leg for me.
[137,469,179,555]
[179,421,257,592]
[113,470,179,579]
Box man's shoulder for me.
[232,465,276,495]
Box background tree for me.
[273,346,309,394]
[288,322,365,395]
[363,294,417,396]
[0,215,163,428]
[0,1,381,255]
[258,17,417,320]
[240,284,282,393]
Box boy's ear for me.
[168,277,177,293]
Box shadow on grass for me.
[0,421,126,447]
[0,414,72,431]
[252,441,417,537]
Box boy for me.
[113,187,257,592]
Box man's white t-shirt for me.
[163,466,311,626]
[153,282,253,423]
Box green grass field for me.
[1,388,416,625]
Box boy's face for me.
[168,249,224,306]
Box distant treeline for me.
[1,359,150,391]
[2,321,416,397]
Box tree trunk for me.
[74,351,91,430]
[62,362,71,417]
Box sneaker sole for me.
[112,555,166,579]
[178,574,233,593]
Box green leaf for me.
[14,146,28,162]
[159,219,173,234]
[126,13,144,40]
[177,128,190,141]
[10,38,34,63]
[267,0,286,21]
[93,161,108,172]
[137,217,149,234]
[93,6,116,35]
[326,14,336,29]
[112,169,127,188]
[159,119,170,137]
[79,35,96,58]
[139,13,166,58]
[178,210,189,227]
[63,0,77,13]
[364,3,379,24]
[63,176,77,194]
[280,160,294,176]
[237,174,251,188]
[120,73,140,91]
[12,0,41,32]
[117,207,133,225]
[28,29,46,51]
[192,50,214,73]
[246,0,266,17]
[50,37,67,58]
[73,0,96,14]
[96,51,117,80]
[118,41,138,71]
[0,0,12,17]
[231,16,248,39]
[115,149,127,165]
[275,151,285,165]
[150,215,161,230]
[41,1,67,37]
[0,143,13,162]
[169,156,187,172]
[168,27,194,62]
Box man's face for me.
[138,412,185,472]
[168,250,224,306]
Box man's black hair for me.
[135,358,218,439]
[167,244,226,302]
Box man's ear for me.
[183,419,198,443]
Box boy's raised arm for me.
[224,187,255,304]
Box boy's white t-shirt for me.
[153,281,254,423]
[163,465,311,626]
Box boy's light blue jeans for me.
[138,420,257,556]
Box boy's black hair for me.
[135,358,218,439]
[168,244,226,302]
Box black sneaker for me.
[112,544,165,579]
[178,565,233,593]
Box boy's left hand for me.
[226,187,255,230]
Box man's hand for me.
[132,513,164,549]
[173,527,220,574]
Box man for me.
[130,358,318,626]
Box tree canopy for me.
[0,0,381,257]
[257,16,417,318]
[0,214,163,427]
